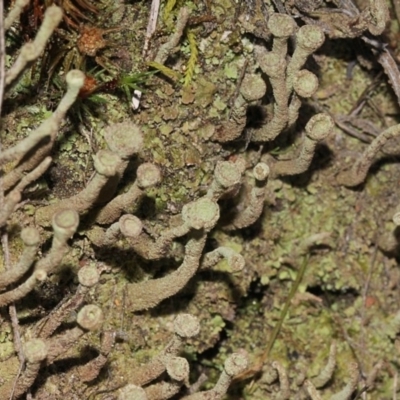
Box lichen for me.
[1,0,400,398]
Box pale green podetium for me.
[253,48,288,142]
[337,123,400,186]
[268,13,297,58]
[271,113,334,177]
[124,198,220,311]
[289,69,320,126]
[286,24,325,91]
[224,162,270,230]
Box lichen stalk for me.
[201,247,245,273]
[35,209,79,274]
[129,314,199,387]
[95,162,161,225]
[4,0,30,31]
[252,47,289,142]
[312,342,337,388]
[268,13,297,58]
[3,70,84,192]
[181,352,248,400]
[38,264,99,338]
[0,269,46,307]
[12,339,48,399]
[126,231,207,311]
[286,24,325,91]
[223,163,269,230]
[329,362,359,400]
[0,227,40,290]
[337,123,400,186]
[5,5,63,87]
[271,113,334,177]
[35,149,120,226]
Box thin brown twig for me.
[334,116,373,143]
[367,97,388,128]
[9,359,24,400]
[143,0,160,58]
[349,73,382,116]
[373,46,400,108]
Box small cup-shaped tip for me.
[255,47,286,78]
[214,161,242,189]
[44,4,63,24]
[118,384,148,400]
[165,356,190,381]
[119,214,143,238]
[293,70,319,98]
[240,73,267,102]
[136,163,162,189]
[21,227,40,247]
[253,162,270,181]
[182,197,220,231]
[174,314,200,338]
[227,252,245,272]
[93,149,120,177]
[296,25,325,52]
[52,209,79,237]
[34,269,47,282]
[65,70,85,89]
[104,121,144,160]
[305,113,334,141]
[77,304,104,331]
[78,264,100,287]
[224,351,249,377]
[24,339,48,363]
[268,13,296,38]
[393,212,400,226]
